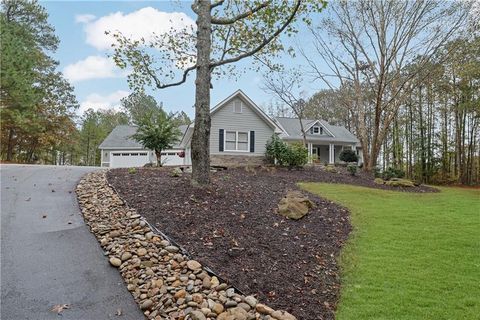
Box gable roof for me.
[99,124,188,150]
[275,117,359,144]
[211,90,283,133]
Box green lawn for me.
[299,183,480,320]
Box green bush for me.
[382,167,405,180]
[282,142,308,167]
[339,149,358,163]
[128,167,137,174]
[347,164,357,176]
[265,135,288,165]
[265,136,308,167]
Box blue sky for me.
[41,1,325,118]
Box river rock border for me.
[76,171,296,320]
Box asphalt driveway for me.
[1,164,143,320]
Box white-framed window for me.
[312,126,323,135]
[233,100,243,113]
[225,130,249,152]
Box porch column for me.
[329,143,334,164]
[308,143,313,164]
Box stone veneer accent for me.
[210,155,265,167]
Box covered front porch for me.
[306,143,356,164]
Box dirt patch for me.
[107,166,435,320]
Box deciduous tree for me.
[111,0,325,185]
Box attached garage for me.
[110,151,150,168]
[99,125,191,168]
[160,150,185,166]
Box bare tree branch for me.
[211,1,270,25]
[210,0,301,68]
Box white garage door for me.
[160,151,184,166]
[110,152,150,168]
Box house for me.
[99,90,362,168]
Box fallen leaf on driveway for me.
[51,304,70,314]
[42,214,47,219]
[67,221,72,224]
[116,308,122,316]
[25,197,31,201]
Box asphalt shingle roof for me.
[275,117,359,144]
[99,125,188,150]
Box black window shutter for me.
[219,129,224,152]
[250,131,255,153]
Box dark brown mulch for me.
[107,166,436,320]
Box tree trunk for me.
[6,128,15,161]
[191,0,212,186]
[155,150,162,167]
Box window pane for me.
[226,141,236,150]
[226,131,236,141]
[238,132,248,142]
[238,142,248,151]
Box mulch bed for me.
[107,166,436,320]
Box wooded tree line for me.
[298,36,479,185]
[264,0,478,185]
[0,1,190,166]
[1,0,78,163]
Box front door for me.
[312,147,319,162]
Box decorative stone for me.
[109,257,121,267]
[212,303,224,315]
[121,252,132,261]
[137,248,147,256]
[256,304,274,315]
[174,289,186,299]
[244,296,258,308]
[189,310,206,320]
[271,310,297,320]
[140,299,153,310]
[186,260,202,271]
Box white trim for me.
[305,120,335,138]
[224,130,250,152]
[329,143,335,164]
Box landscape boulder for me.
[374,178,385,185]
[278,191,315,220]
[385,178,414,187]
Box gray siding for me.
[210,97,274,156]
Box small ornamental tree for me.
[339,149,358,163]
[133,109,180,166]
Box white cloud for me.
[63,55,123,82]
[79,7,194,51]
[75,14,96,24]
[79,90,130,114]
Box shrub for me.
[347,164,357,176]
[339,149,358,163]
[128,167,137,174]
[265,135,288,165]
[282,142,308,168]
[382,167,405,180]
[265,136,308,167]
